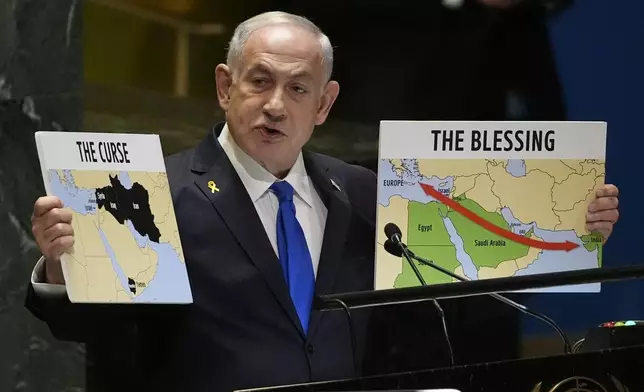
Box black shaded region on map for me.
[95,174,161,243]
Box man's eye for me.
[252,78,268,86]
[292,85,307,94]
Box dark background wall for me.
[0,0,642,390]
[522,0,644,338]
[0,1,85,391]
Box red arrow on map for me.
[419,183,580,252]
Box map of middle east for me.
[49,169,192,303]
[375,158,605,292]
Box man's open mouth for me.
[257,126,285,137]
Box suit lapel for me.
[191,125,305,337]
[304,153,352,339]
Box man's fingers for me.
[31,196,75,267]
[32,196,63,218]
[586,221,613,234]
[587,196,618,213]
[49,235,75,258]
[586,221,613,242]
[43,222,74,244]
[43,207,73,228]
[595,184,619,198]
[32,208,73,243]
[587,208,619,224]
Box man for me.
[25,11,620,392]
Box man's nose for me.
[263,87,287,120]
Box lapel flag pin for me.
[207,180,220,193]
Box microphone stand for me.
[403,245,572,354]
[393,235,455,367]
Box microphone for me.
[383,239,404,258]
[383,222,572,354]
[384,223,455,367]
[384,222,403,245]
[385,223,426,285]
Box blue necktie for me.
[270,181,315,334]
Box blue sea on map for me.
[378,159,453,207]
[118,171,133,189]
[501,208,600,293]
[50,170,96,215]
[375,159,600,293]
[97,227,129,293]
[126,220,192,303]
[505,159,526,177]
[49,170,192,302]
[443,216,478,280]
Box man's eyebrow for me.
[246,63,314,81]
[247,64,272,74]
[290,71,314,81]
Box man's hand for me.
[586,184,619,244]
[31,196,74,284]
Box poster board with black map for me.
[35,131,192,304]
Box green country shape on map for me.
[394,245,460,287]
[395,201,460,287]
[581,234,603,267]
[446,195,530,269]
[395,195,532,287]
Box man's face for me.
[215,24,339,176]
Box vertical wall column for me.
[0,1,84,391]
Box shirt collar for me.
[217,123,315,207]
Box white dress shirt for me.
[218,123,327,277]
[31,256,65,295]
[31,123,328,295]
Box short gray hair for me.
[226,11,334,82]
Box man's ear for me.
[315,80,340,126]
[215,64,233,112]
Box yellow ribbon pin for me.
[207,180,219,193]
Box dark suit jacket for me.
[25,123,378,392]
